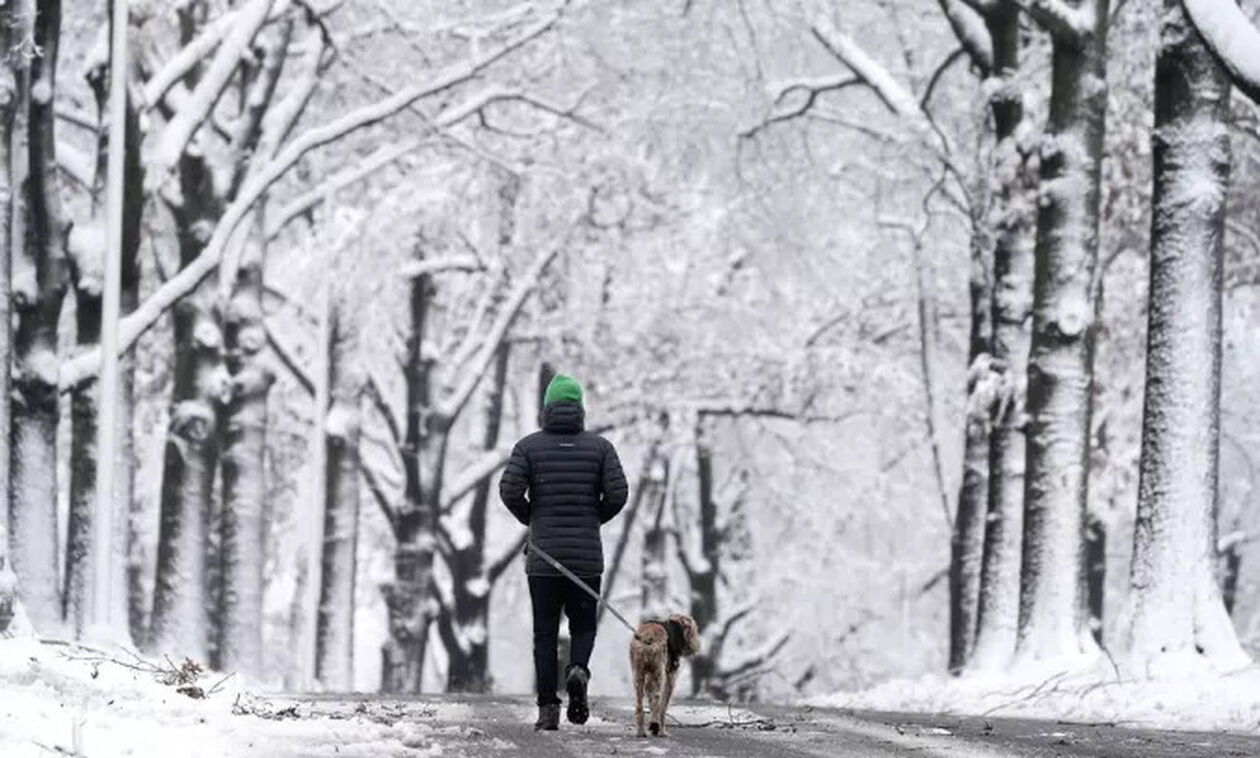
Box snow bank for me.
[0,637,458,757]
[809,664,1260,733]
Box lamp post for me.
[89,0,129,633]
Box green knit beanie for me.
[543,373,583,408]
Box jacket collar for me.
[542,401,585,434]
[649,618,687,672]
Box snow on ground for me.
[0,636,476,757]
[810,660,1260,733]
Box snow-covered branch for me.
[810,16,929,123]
[266,140,424,239]
[441,445,514,512]
[1013,0,1093,41]
[718,630,791,680]
[937,0,993,73]
[56,141,94,189]
[148,0,277,180]
[58,11,563,391]
[142,8,250,109]
[398,255,485,280]
[809,15,959,172]
[435,243,562,423]
[1184,0,1260,104]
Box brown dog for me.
[629,613,700,737]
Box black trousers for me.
[528,574,600,706]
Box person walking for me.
[499,373,629,730]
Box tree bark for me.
[316,304,362,690]
[10,0,69,633]
[1017,0,1109,666]
[971,0,1037,673]
[1122,0,1248,674]
[217,231,275,676]
[381,272,441,693]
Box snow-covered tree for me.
[1122,0,1250,676]
[1014,0,1110,668]
[10,0,69,635]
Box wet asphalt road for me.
[264,693,1260,757]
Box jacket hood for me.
[542,400,585,434]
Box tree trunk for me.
[444,343,510,694]
[687,425,721,696]
[950,357,992,672]
[949,206,995,672]
[218,233,275,676]
[1015,0,1109,666]
[1123,0,1248,674]
[1084,513,1104,644]
[316,305,362,690]
[381,272,441,693]
[149,156,226,662]
[10,0,68,633]
[641,466,671,620]
[971,1,1037,672]
[598,413,669,628]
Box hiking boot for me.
[565,664,590,725]
[534,702,560,731]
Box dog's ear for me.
[670,614,701,655]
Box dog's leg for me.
[648,661,667,737]
[658,669,676,737]
[632,650,647,737]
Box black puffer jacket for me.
[499,401,629,577]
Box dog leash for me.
[526,537,648,642]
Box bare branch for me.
[920,48,966,112]
[148,0,277,179]
[488,531,527,583]
[713,598,758,647]
[363,374,402,450]
[58,11,563,391]
[435,243,563,423]
[739,74,862,139]
[265,320,314,394]
[363,463,400,535]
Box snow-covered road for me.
[4,635,1258,757]
[251,694,1260,757]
